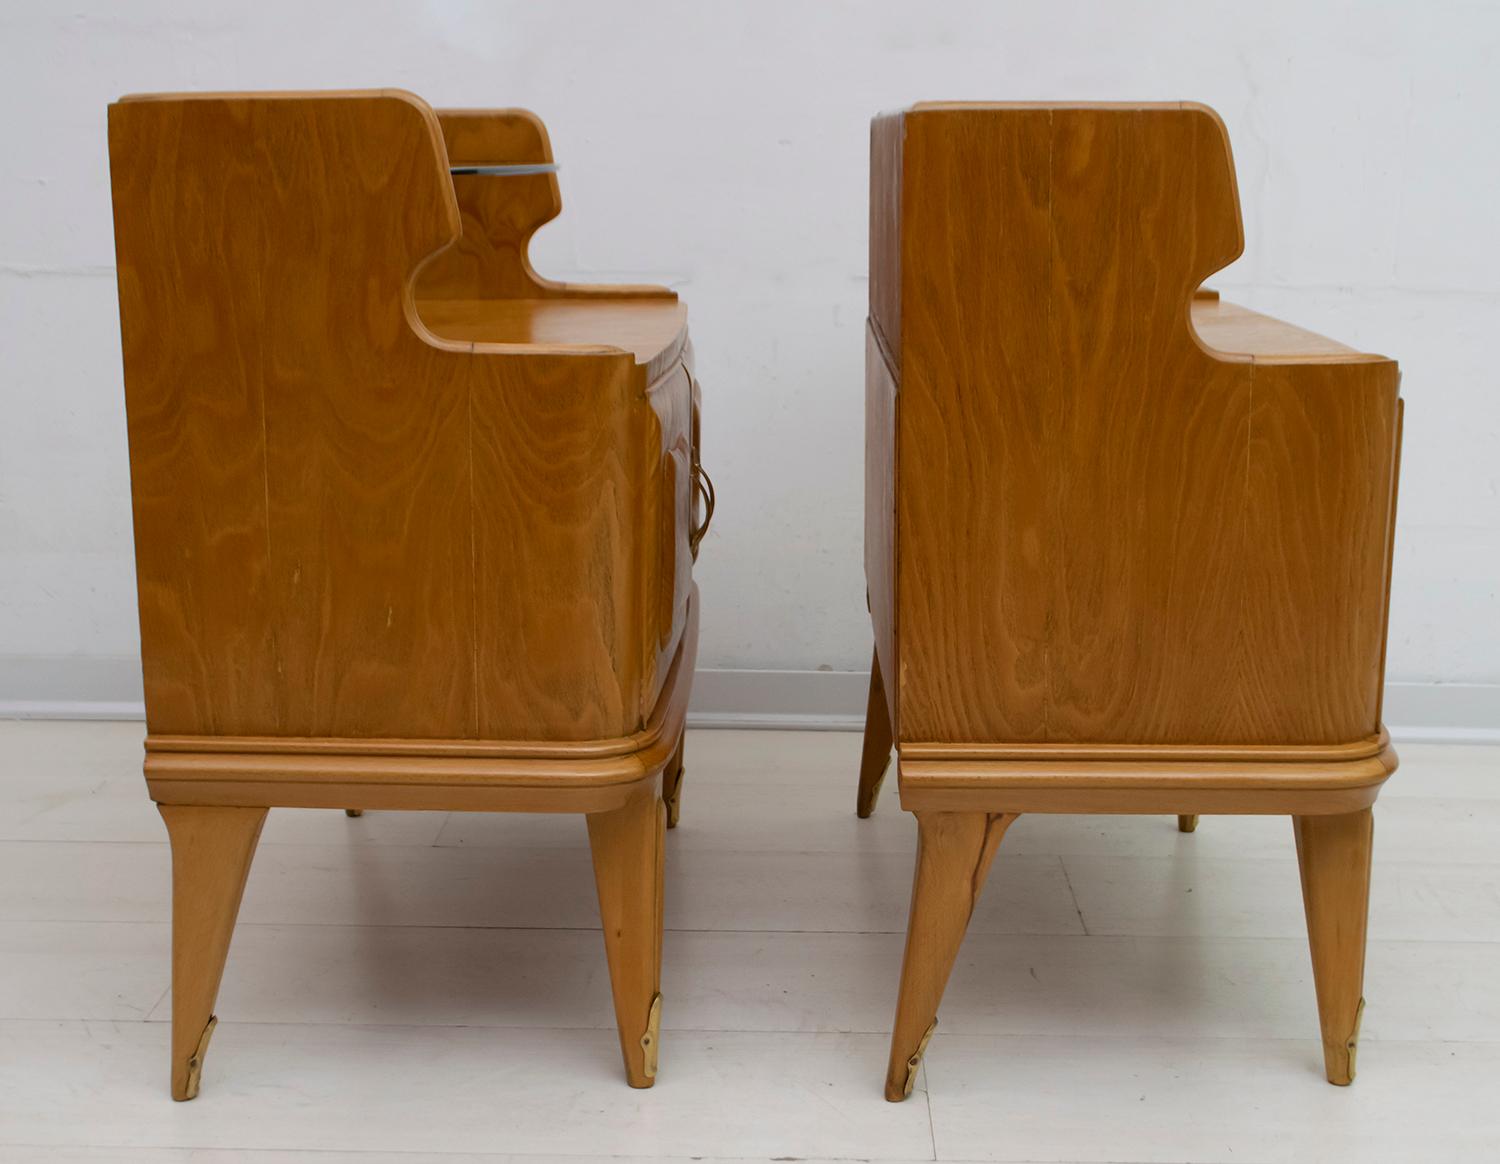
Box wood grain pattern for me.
[863,103,1402,1100]
[416,297,689,380]
[1042,108,1247,742]
[884,812,1016,1100]
[1294,809,1374,1084]
[1191,298,1364,358]
[868,112,904,369]
[1241,362,1400,742]
[899,729,1391,764]
[108,90,701,1096]
[641,361,697,718]
[109,91,696,742]
[142,590,696,816]
[417,108,675,302]
[890,108,1052,742]
[588,781,667,1087]
[159,805,267,1100]
[897,751,1393,816]
[872,103,1401,748]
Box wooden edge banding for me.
[148,589,697,814]
[899,729,1390,765]
[897,743,1397,817]
[643,339,695,394]
[149,728,662,762]
[899,784,1387,816]
[868,315,899,380]
[424,105,675,306]
[145,776,653,815]
[146,751,653,787]
[433,107,553,165]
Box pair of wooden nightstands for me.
[108,93,1400,1103]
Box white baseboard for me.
[0,656,1496,743]
[0,655,146,720]
[688,668,869,731]
[687,670,1500,743]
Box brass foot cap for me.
[639,992,663,1081]
[885,1018,937,1101]
[1325,997,1365,1086]
[177,1014,218,1101]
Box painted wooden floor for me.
[1,721,1497,1162]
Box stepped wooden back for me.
[869,104,1401,747]
[109,91,658,742]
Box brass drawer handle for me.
[689,464,715,559]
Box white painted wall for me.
[2,1,1498,709]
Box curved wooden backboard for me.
[415,107,675,301]
[416,107,561,299]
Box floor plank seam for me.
[1055,855,1090,936]
[8,1016,1499,1048]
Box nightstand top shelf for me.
[417,296,689,378]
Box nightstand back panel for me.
[870,106,1400,747]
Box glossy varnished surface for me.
[1191,298,1368,360]
[417,296,690,382]
[142,593,698,815]
[869,105,1401,748]
[109,92,695,742]
[107,89,700,1098]
[862,103,1403,1102]
[417,107,675,304]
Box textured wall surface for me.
[1,0,1496,691]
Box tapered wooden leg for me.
[662,730,686,829]
[1293,808,1374,1085]
[587,783,666,1087]
[1178,814,1199,832]
[344,809,363,817]
[884,811,1017,1101]
[857,647,894,818]
[158,804,267,1101]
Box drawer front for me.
[688,370,711,560]
[641,358,697,719]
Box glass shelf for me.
[448,163,559,176]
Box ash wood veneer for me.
[108,90,708,1097]
[859,103,1402,1101]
